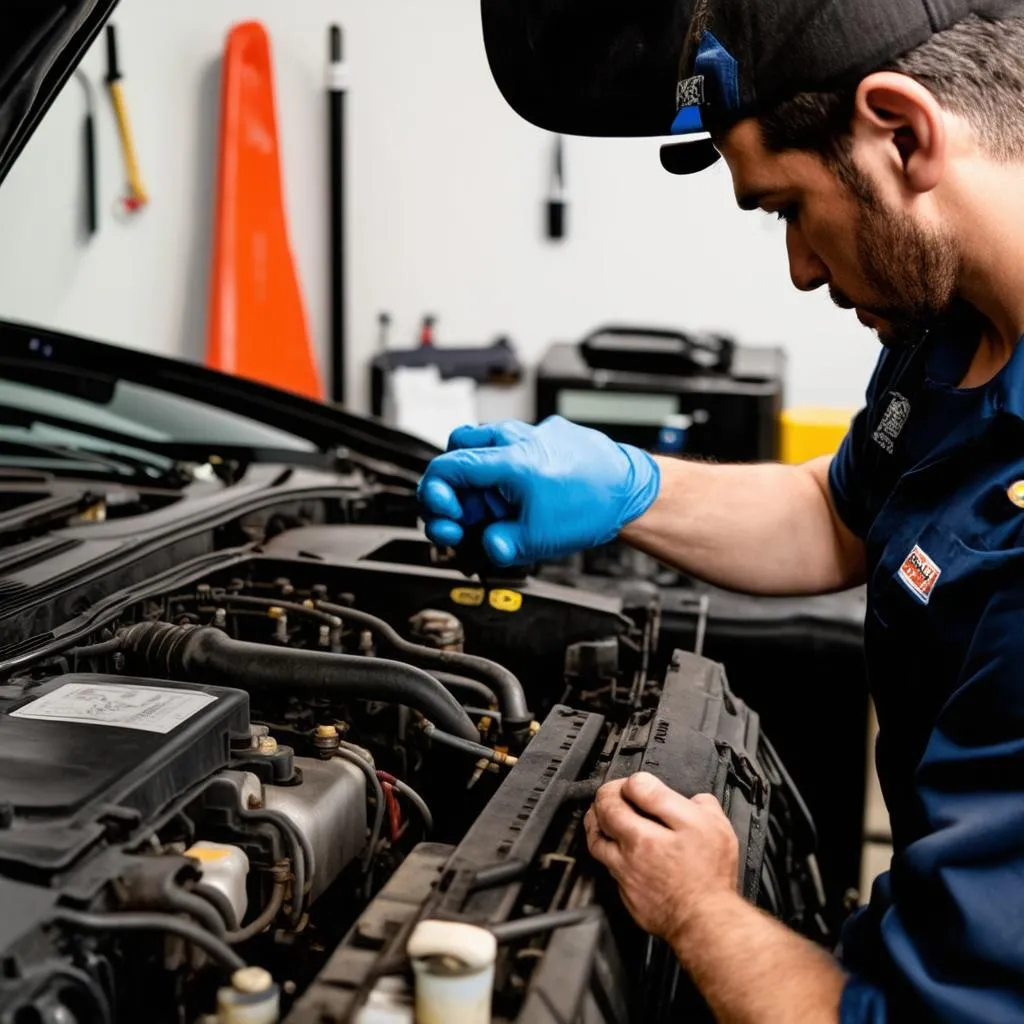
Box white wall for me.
[0,0,879,419]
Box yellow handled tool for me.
[105,24,148,213]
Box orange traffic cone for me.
[206,22,324,401]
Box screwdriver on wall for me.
[74,71,98,237]
[546,135,568,241]
[105,24,148,214]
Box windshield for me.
[0,378,318,452]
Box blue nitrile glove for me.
[416,416,661,568]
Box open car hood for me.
[0,318,440,475]
[0,0,118,185]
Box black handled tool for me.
[74,71,98,237]
[328,25,348,406]
[546,135,568,241]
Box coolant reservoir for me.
[217,967,280,1024]
[185,841,249,926]
[407,920,496,1024]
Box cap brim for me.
[481,0,695,137]
[660,137,721,175]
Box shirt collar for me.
[996,335,1024,421]
[924,326,1024,421]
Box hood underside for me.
[0,0,118,186]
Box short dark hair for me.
[759,16,1024,174]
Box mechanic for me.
[419,0,1024,1021]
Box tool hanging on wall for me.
[419,315,437,347]
[545,135,568,241]
[327,24,349,406]
[104,24,148,214]
[377,313,392,353]
[206,21,323,401]
[74,71,98,237]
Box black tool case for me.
[535,326,785,461]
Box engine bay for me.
[0,526,829,1024]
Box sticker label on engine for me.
[489,589,523,613]
[450,587,485,608]
[10,682,217,734]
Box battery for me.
[535,326,785,461]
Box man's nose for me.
[786,223,829,293]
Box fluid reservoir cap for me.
[407,920,497,971]
[233,967,274,994]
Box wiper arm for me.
[0,406,326,477]
[0,440,184,485]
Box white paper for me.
[390,365,479,449]
[10,682,217,734]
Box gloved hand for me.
[417,416,661,568]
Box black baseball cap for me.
[481,0,1024,175]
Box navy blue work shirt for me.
[828,322,1024,1022]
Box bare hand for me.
[584,772,740,951]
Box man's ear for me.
[852,71,947,194]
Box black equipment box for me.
[535,326,785,461]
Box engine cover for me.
[0,675,251,880]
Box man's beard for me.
[840,167,965,349]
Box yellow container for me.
[780,407,856,465]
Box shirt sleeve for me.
[838,577,1024,1023]
[828,352,891,539]
[828,405,872,538]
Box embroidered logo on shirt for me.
[898,545,941,604]
[872,392,911,455]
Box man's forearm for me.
[620,456,865,595]
[671,892,847,1024]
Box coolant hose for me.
[118,622,479,742]
[55,910,246,973]
[314,601,533,735]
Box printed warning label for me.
[10,682,217,734]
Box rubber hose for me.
[490,907,600,943]
[424,724,518,767]
[225,882,285,944]
[162,884,227,937]
[431,671,499,709]
[118,622,478,742]
[315,601,532,733]
[244,807,309,929]
[55,910,246,973]
[211,593,342,630]
[191,883,239,932]
[336,743,386,873]
[67,637,123,659]
[377,772,434,834]
[30,965,112,1024]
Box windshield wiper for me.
[0,440,188,486]
[0,405,333,478]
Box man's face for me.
[718,119,963,347]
